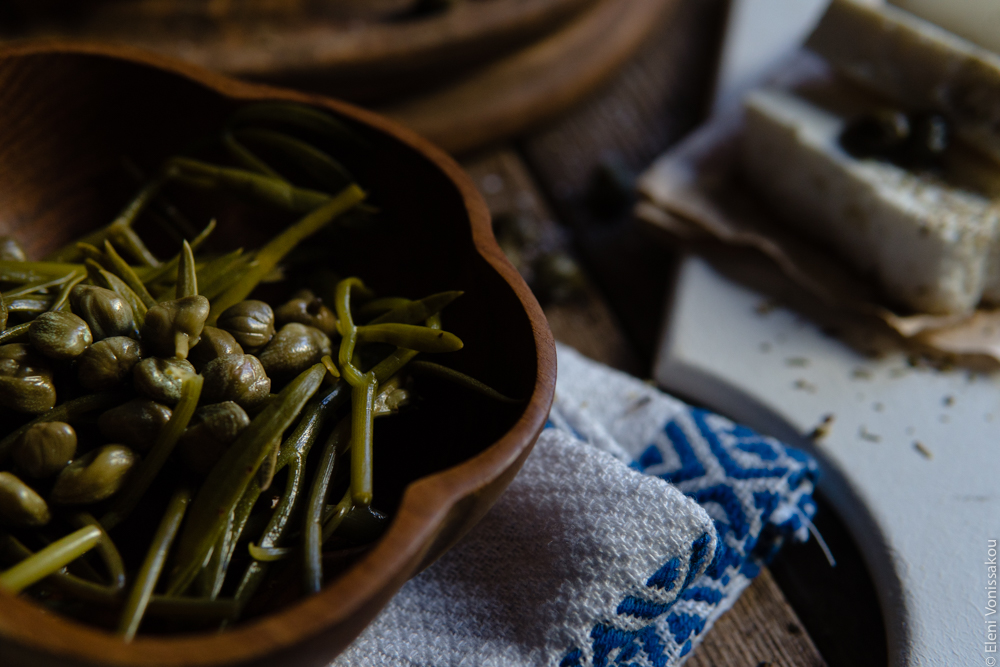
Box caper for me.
[274,292,338,337]
[0,344,56,413]
[0,236,27,262]
[217,300,275,351]
[13,422,77,478]
[201,353,270,410]
[29,311,93,360]
[188,325,243,372]
[141,295,210,359]
[70,285,137,340]
[839,110,910,159]
[76,336,143,391]
[50,444,137,505]
[133,357,197,405]
[0,471,50,526]
[258,323,331,380]
[98,399,172,453]
[178,402,250,475]
[898,112,950,168]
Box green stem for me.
[0,526,102,593]
[208,185,365,323]
[118,487,191,641]
[101,375,202,530]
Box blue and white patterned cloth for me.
[333,344,819,667]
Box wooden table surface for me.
[448,0,889,664]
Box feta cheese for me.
[742,88,1000,314]
[807,0,1000,166]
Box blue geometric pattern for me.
[550,404,818,666]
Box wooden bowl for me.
[0,42,555,666]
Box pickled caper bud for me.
[77,336,143,391]
[14,422,77,478]
[217,300,275,351]
[133,357,196,405]
[0,471,50,526]
[50,444,137,505]
[274,292,338,337]
[201,353,270,409]
[71,285,137,340]
[178,402,251,475]
[29,311,93,360]
[0,344,56,413]
[188,326,243,370]
[98,399,172,453]
[0,236,27,262]
[141,295,210,359]
[258,323,331,380]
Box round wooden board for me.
[0,0,596,102]
[378,0,683,155]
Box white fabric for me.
[332,345,818,667]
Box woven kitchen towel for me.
[333,344,819,667]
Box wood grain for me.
[686,569,827,667]
[0,42,555,667]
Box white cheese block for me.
[806,0,1000,166]
[891,0,1000,56]
[741,88,1000,314]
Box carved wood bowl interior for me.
[0,42,555,667]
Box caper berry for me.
[258,323,331,381]
[188,325,244,370]
[141,295,210,359]
[201,353,270,410]
[29,311,93,360]
[217,300,275,351]
[178,402,251,475]
[13,422,77,478]
[70,285,137,340]
[133,357,196,405]
[98,399,172,453]
[76,336,143,391]
[50,444,137,505]
[274,292,338,337]
[0,343,56,413]
[0,471,50,526]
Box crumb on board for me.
[859,425,881,442]
[851,367,872,380]
[943,395,955,406]
[793,378,817,393]
[873,402,884,412]
[785,357,809,367]
[270,495,280,509]
[914,441,933,459]
[808,413,835,441]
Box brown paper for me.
[635,60,1000,363]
